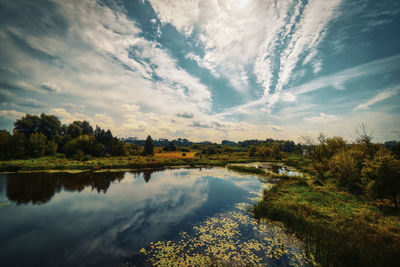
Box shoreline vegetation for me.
[252,176,400,266]
[253,155,400,267]
[0,154,269,173]
[1,113,400,266]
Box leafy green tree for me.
[329,149,362,190]
[64,135,105,157]
[248,146,257,157]
[143,135,154,156]
[363,149,400,208]
[9,131,27,159]
[94,126,114,153]
[111,140,128,156]
[72,120,93,135]
[13,113,61,139]
[325,137,346,157]
[14,114,40,137]
[38,113,61,139]
[270,143,281,159]
[0,130,11,160]
[280,141,295,153]
[67,123,83,138]
[301,134,329,178]
[45,139,58,155]
[170,142,177,151]
[166,142,177,151]
[388,142,400,159]
[355,123,379,158]
[27,132,46,158]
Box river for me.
[0,167,312,266]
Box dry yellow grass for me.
[154,152,196,159]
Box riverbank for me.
[0,155,272,173]
[252,176,400,266]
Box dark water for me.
[0,167,312,267]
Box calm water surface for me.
[0,167,312,266]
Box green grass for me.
[253,177,400,266]
[227,165,266,174]
[0,154,240,172]
[0,151,285,173]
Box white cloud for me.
[333,82,346,91]
[353,86,400,111]
[149,0,199,36]
[41,82,61,93]
[150,0,342,108]
[185,53,219,78]
[290,54,400,96]
[305,113,339,123]
[0,110,25,119]
[0,0,214,138]
[269,0,342,110]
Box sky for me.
[0,0,399,143]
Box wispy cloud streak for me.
[354,85,400,111]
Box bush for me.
[64,135,105,157]
[111,141,128,156]
[0,130,11,160]
[329,149,362,189]
[27,132,46,158]
[81,155,93,161]
[45,139,58,155]
[363,149,400,208]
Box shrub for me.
[329,149,362,189]
[27,132,46,158]
[363,149,400,208]
[45,139,58,155]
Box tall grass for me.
[227,165,266,174]
[253,180,400,266]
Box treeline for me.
[0,113,136,160]
[302,125,400,207]
[190,140,300,158]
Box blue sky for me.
[0,0,399,142]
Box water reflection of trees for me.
[5,170,158,205]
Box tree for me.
[280,141,295,153]
[248,146,257,157]
[355,123,377,158]
[143,135,154,156]
[14,114,40,137]
[111,140,128,156]
[38,113,61,139]
[301,134,329,178]
[169,142,177,151]
[329,149,362,190]
[64,135,105,158]
[270,143,281,159]
[45,139,58,155]
[72,120,93,135]
[363,149,400,208]
[0,130,11,160]
[14,113,61,139]
[8,131,26,159]
[27,132,46,158]
[67,123,83,139]
[325,137,346,157]
[94,126,114,153]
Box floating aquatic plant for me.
[138,191,313,266]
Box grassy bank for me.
[227,165,266,174]
[0,154,273,173]
[253,177,400,266]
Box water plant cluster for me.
[137,192,314,266]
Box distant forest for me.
[0,113,399,162]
